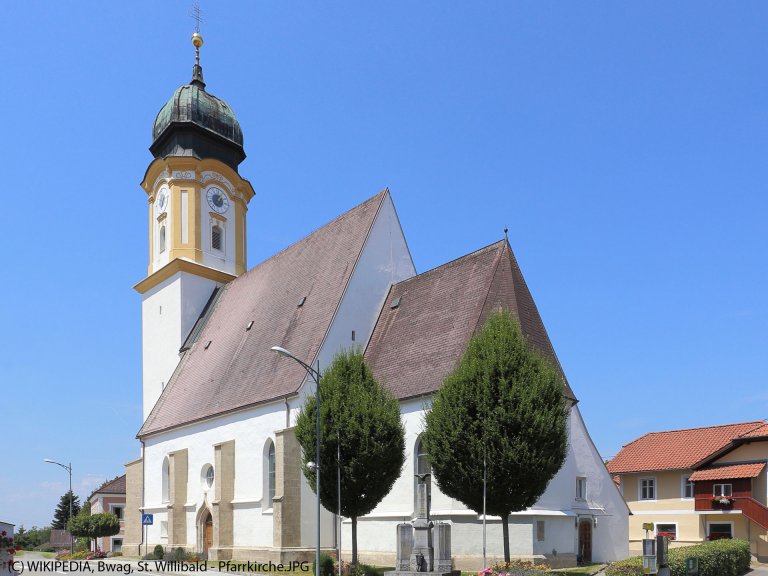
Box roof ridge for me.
[299,189,389,389]
[393,238,506,288]
[642,420,766,437]
[236,189,389,283]
[737,422,768,438]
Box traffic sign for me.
[142,513,154,526]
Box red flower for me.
[1,531,6,536]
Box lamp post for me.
[271,346,321,576]
[44,459,74,553]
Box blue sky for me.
[2,1,766,529]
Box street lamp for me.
[271,346,321,576]
[44,459,74,553]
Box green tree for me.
[67,503,119,551]
[295,349,405,564]
[52,491,81,529]
[422,310,568,562]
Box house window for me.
[211,224,223,251]
[656,523,677,540]
[682,476,694,499]
[536,520,545,542]
[707,523,733,540]
[110,504,124,520]
[714,483,732,497]
[267,440,276,509]
[576,477,587,500]
[159,224,167,253]
[639,477,656,500]
[161,457,170,503]
[160,521,168,538]
[111,538,123,553]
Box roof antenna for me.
[190,1,206,88]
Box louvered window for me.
[159,224,166,253]
[211,225,223,251]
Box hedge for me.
[605,539,750,576]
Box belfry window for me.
[211,224,223,251]
[159,224,167,253]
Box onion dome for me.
[150,33,246,171]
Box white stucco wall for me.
[141,271,221,420]
[568,405,629,562]
[143,401,288,548]
[347,403,629,563]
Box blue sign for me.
[142,514,154,526]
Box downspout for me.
[284,396,290,429]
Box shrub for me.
[605,539,750,576]
[153,544,164,560]
[86,550,107,560]
[312,553,335,576]
[174,547,186,561]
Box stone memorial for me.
[385,475,457,576]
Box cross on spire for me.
[191,1,203,34]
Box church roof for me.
[139,191,389,437]
[365,239,576,402]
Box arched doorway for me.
[203,511,213,554]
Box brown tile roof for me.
[89,475,126,500]
[607,421,766,474]
[139,191,388,436]
[365,239,575,401]
[689,463,766,481]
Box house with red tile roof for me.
[123,33,629,569]
[607,421,768,558]
[88,475,126,553]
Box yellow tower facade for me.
[135,32,254,420]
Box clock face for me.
[155,188,169,214]
[207,187,230,214]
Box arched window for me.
[161,457,170,503]
[159,224,167,253]
[211,224,223,251]
[268,442,276,508]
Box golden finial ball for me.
[192,32,204,48]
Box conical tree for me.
[295,349,405,564]
[422,310,568,561]
[52,490,81,530]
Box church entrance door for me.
[203,513,213,554]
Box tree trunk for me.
[502,514,510,562]
[351,516,358,565]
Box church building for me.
[123,33,628,568]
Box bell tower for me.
[135,31,255,420]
